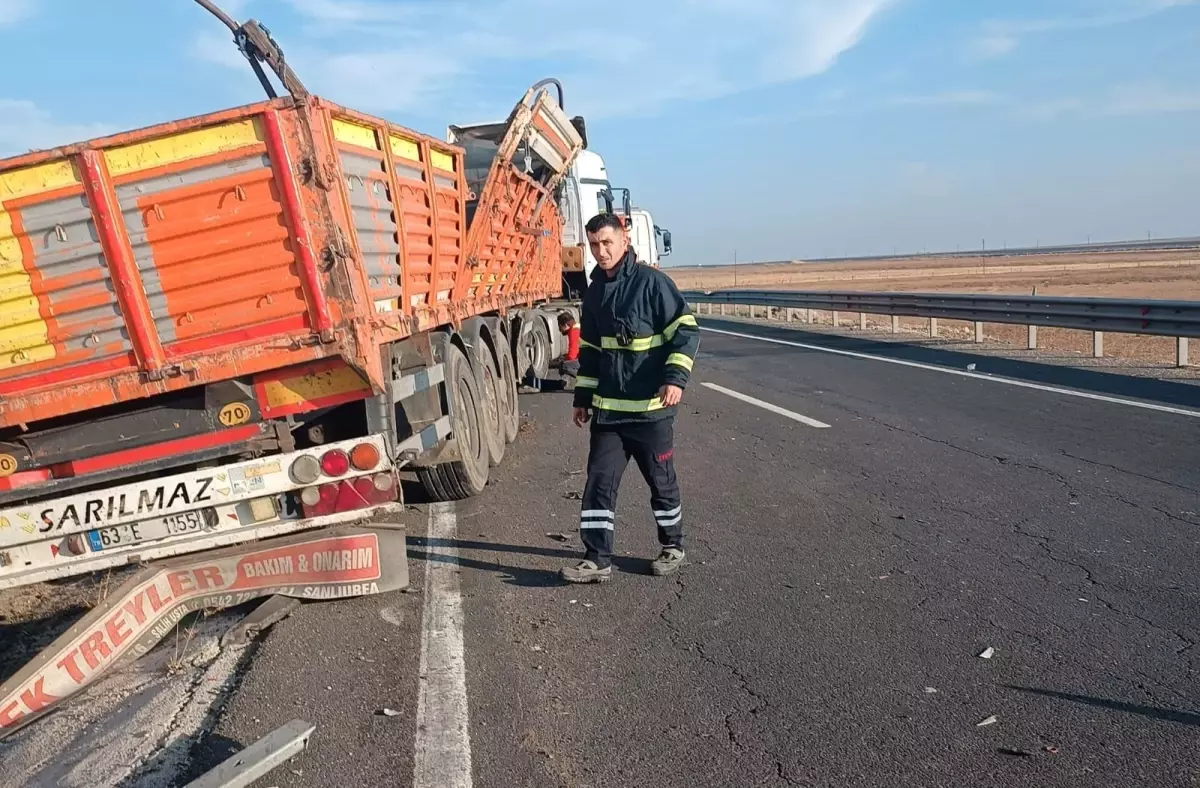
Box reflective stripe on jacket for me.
[572,251,700,424]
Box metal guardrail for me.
[683,289,1196,366]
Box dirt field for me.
[668,250,1200,367]
[667,249,1200,300]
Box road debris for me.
[978,647,996,659]
[1044,745,1060,754]
[378,709,402,718]
[998,748,1034,758]
[545,532,572,542]
[532,645,544,652]
[569,600,578,605]
[582,603,593,609]
[1,527,410,740]
[923,687,939,694]
[976,715,999,727]
[967,363,977,371]
[563,491,584,501]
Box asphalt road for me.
[196,318,1200,788]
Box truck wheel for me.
[494,329,520,443]
[529,317,552,379]
[476,341,506,467]
[418,344,489,501]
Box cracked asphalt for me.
[203,318,1199,788]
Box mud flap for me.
[0,524,408,739]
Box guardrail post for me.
[803,309,812,324]
[1093,331,1104,358]
[786,308,794,322]
[1027,324,1038,349]
[832,310,840,327]
[929,318,938,338]
[859,312,867,330]
[720,303,727,316]
[891,315,899,334]
[1178,337,1190,368]
[974,321,985,343]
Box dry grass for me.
[670,250,1200,367]
[667,249,1200,300]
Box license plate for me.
[86,510,209,552]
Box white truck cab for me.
[628,208,673,268]
[560,149,614,291]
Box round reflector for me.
[372,472,394,492]
[300,486,322,506]
[350,442,381,471]
[291,455,321,485]
[320,449,350,477]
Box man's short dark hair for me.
[558,312,576,329]
[585,213,625,235]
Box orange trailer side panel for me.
[0,91,570,430]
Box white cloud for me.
[968,34,1018,60]
[199,0,896,119]
[1020,82,1200,120]
[191,30,247,70]
[726,88,999,126]
[1102,82,1200,115]
[887,90,998,107]
[0,0,32,26]
[967,0,1197,60]
[0,100,114,157]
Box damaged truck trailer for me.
[0,17,582,599]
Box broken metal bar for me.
[184,719,315,788]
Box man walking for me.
[562,213,699,583]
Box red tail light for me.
[320,449,350,477]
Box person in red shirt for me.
[520,312,582,393]
[556,312,581,390]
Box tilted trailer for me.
[0,2,583,734]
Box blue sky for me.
[0,0,1198,265]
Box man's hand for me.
[658,384,684,407]
[573,407,592,428]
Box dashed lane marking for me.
[700,382,832,428]
[413,502,473,788]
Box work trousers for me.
[579,418,682,568]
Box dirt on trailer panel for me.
[0,86,578,430]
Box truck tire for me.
[529,317,552,379]
[494,329,520,443]
[476,341,506,467]
[418,344,490,501]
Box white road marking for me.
[700,382,832,428]
[414,502,473,788]
[701,326,1200,420]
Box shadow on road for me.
[407,535,653,587]
[159,732,247,788]
[700,318,1200,410]
[1007,685,1200,727]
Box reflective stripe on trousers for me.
[578,419,682,567]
